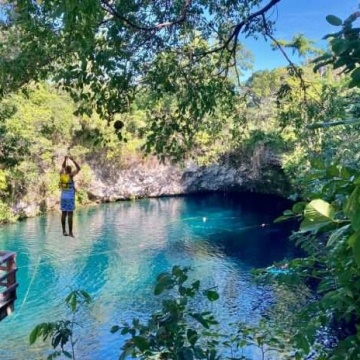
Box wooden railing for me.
[0,251,18,321]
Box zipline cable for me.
[13,255,41,319]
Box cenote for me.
[0,192,297,360]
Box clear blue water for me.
[0,193,296,360]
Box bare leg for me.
[68,211,74,237]
[61,212,68,236]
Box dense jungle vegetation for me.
[2,0,360,358]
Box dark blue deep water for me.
[0,193,296,360]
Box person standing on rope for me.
[59,156,81,237]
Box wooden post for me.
[0,251,18,321]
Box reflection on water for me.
[0,193,296,360]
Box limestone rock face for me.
[10,153,291,218]
[12,200,40,218]
[87,162,185,202]
[86,158,290,202]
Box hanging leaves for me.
[349,232,360,267]
[300,199,335,233]
[344,185,360,231]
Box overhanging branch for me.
[100,0,191,31]
[195,0,282,61]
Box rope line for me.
[13,255,41,318]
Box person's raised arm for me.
[69,157,81,176]
[60,156,67,174]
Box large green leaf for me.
[189,313,210,329]
[110,325,120,334]
[204,289,220,302]
[300,199,335,234]
[154,273,174,295]
[133,336,150,352]
[326,15,343,26]
[187,329,198,346]
[352,67,360,84]
[29,324,42,345]
[331,39,348,55]
[304,199,335,222]
[327,225,351,247]
[350,232,360,267]
[351,211,360,232]
[344,186,360,231]
[300,218,332,234]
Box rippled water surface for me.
[0,193,296,360]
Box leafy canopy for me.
[0,0,281,118]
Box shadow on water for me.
[0,192,299,360]
[170,192,298,267]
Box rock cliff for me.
[11,150,291,218]
[86,155,290,202]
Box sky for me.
[0,0,356,75]
[241,0,359,73]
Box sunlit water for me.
[0,193,297,360]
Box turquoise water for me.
[0,193,296,360]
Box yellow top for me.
[59,173,71,190]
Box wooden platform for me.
[0,251,18,321]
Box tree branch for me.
[230,0,281,51]
[261,16,304,82]
[100,0,191,32]
[194,0,282,61]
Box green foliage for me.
[29,289,91,360]
[0,200,17,223]
[140,43,240,161]
[0,0,286,158]
[75,189,89,205]
[113,266,222,359]
[272,34,322,59]
[0,0,271,101]
[300,199,336,233]
[314,11,360,88]
[274,158,360,358]
[256,17,360,354]
[111,266,300,360]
